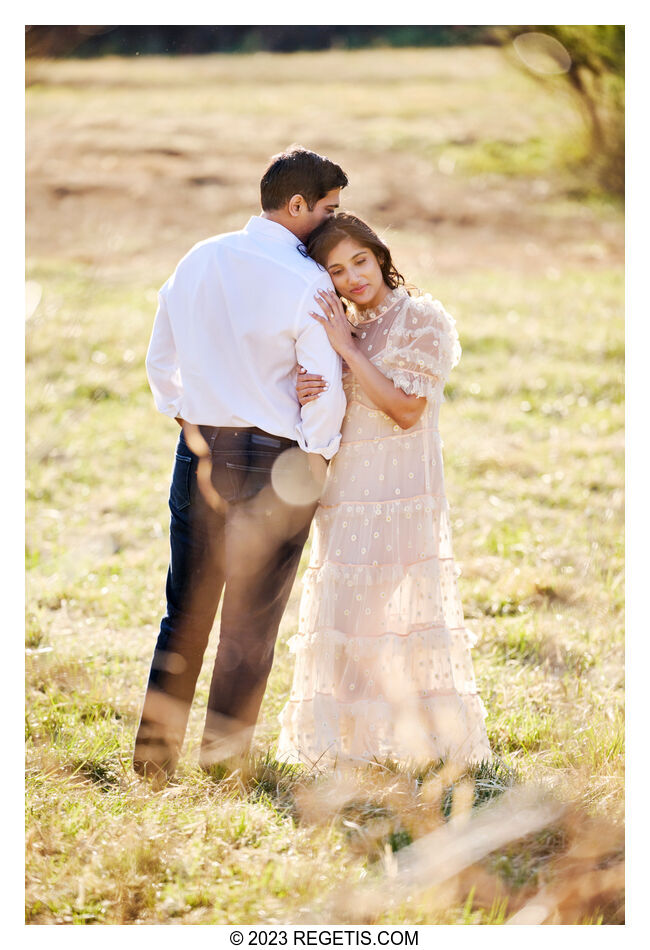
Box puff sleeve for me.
[381,295,461,400]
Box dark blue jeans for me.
[134,425,319,778]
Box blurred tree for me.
[501,26,624,194]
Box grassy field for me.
[25,48,624,925]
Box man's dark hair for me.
[260,145,348,211]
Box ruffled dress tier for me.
[277,287,491,768]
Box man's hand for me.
[307,451,328,484]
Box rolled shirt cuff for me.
[294,425,342,460]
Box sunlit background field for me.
[26,41,624,924]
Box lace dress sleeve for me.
[381,294,461,399]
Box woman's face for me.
[325,237,390,311]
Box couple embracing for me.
[134,145,490,782]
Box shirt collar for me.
[245,215,303,248]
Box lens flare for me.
[513,32,572,75]
[271,447,326,506]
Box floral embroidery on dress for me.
[277,292,490,768]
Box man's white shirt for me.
[145,215,346,458]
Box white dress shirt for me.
[145,216,346,458]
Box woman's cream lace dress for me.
[277,287,491,768]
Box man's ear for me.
[287,194,306,217]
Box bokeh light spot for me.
[513,32,571,75]
[271,447,326,506]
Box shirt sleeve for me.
[382,295,462,400]
[293,278,347,459]
[145,287,184,419]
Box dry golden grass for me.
[26,48,623,925]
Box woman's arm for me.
[344,346,426,429]
[310,290,426,430]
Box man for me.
[134,145,348,781]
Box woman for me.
[277,213,491,768]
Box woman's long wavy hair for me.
[304,212,409,297]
